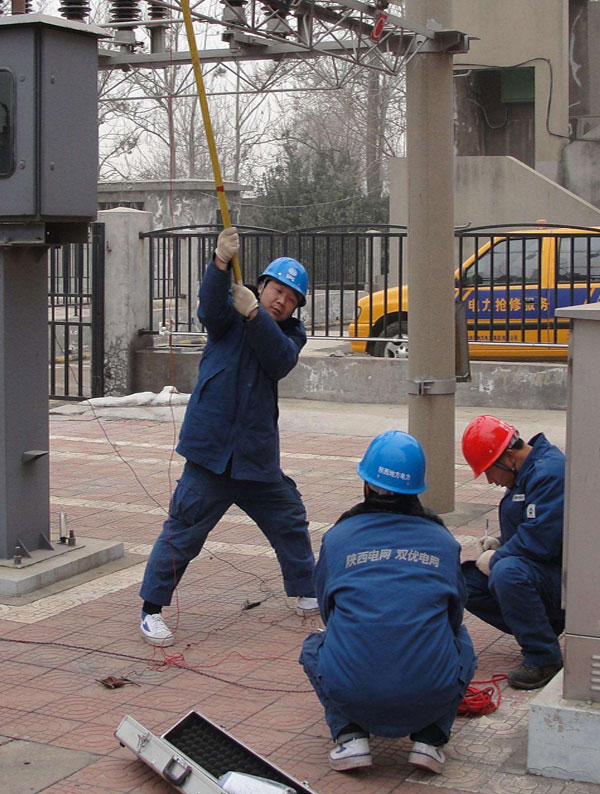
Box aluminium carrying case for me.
[115,710,319,794]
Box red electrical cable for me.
[457,674,507,717]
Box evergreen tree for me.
[252,144,388,230]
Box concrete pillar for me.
[365,231,384,290]
[98,208,153,396]
[533,0,568,181]
[535,57,569,182]
[405,0,455,513]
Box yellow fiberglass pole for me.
[180,0,242,284]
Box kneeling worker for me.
[300,431,476,774]
[461,415,565,690]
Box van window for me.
[557,236,600,282]
[461,237,541,287]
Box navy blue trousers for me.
[461,557,564,667]
[299,630,473,746]
[140,462,316,606]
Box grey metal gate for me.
[48,222,105,399]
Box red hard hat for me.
[462,415,519,478]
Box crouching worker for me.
[461,415,565,690]
[139,227,318,646]
[300,431,476,774]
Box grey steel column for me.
[406,0,456,513]
[0,246,51,559]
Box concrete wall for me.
[452,0,569,181]
[390,155,600,228]
[135,348,569,411]
[97,179,249,228]
[301,290,367,330]
[562,140,600,208]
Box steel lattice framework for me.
[98,0,469,75]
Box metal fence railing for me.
[141,224,405,341]
[141,223,600,357]
[48,222,105,399]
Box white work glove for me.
[478,535,501,552]
[215,226,239,265]
[475,549,495,576]
[232,283,259,318]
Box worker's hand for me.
[478,535,501,552]
[475,549,495,576]
[215,227,239,268]
[232,283,259,319]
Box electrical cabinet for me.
[0,14,104,243]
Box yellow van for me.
[348,226,600,360]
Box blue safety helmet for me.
[258,257,308,307]
[357,430,426,494]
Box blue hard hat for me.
[357,430,426,494]
[258,257,308,307]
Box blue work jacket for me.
[491,433,565,570]
[176,262,306,481]
[313,510,476,737]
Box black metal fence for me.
[48,223,105,399]
[142,223,600,357]
[142,224,405,339]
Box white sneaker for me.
[295,596,319,616]
[408,741,445,774]
[329,736,372,771]
[139,613,174,646]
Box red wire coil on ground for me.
[457,674,507,717]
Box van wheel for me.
[372,321,408,358]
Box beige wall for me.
[390,155,600,228]
[452,0,569,180]
[563,141,600,207]
[97,179,248,228]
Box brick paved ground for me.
[0,401,596,794]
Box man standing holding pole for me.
[138,228,318,645]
